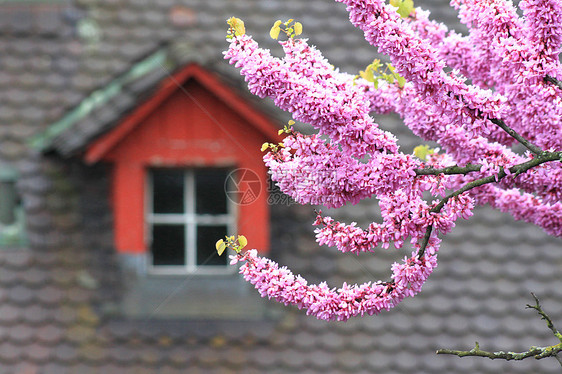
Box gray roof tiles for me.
[0,0,560,373]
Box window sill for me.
[117,253,278,321]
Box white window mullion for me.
[185,170,196,272]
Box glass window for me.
[151,224,185,266]
[195,169,228,215]
[197,225,228,266]
[0,169,26,248]
[148,168,234,274]
[152,169,184,214]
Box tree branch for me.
[437,294,562,365]
[415,163,482,176]
[436,341,560,361]
[489,118,543,155]
[544,75,562,90]
[416,150,562,258]
[526,293,562,344]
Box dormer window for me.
[78,63,280,318]
[83,64,279,275]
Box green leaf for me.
[413,144,436,161]
[294,22,303,36]
[359,68,375,83]
[382,73,395,84]
[396,74,406,88]
[389,0,414,18]
[216,239,227,256]
[237,235,248,250]
[227,17,246,36]
[270,20,282,39]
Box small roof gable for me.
[83,63,281,164]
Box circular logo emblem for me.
[225,168,261,205]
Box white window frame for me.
[146,168,237,275]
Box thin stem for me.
[527,293,562,343]
[438,295,562,366]
[489,118,543,155]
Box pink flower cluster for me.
[224,34,397,158]
[224,0,562,320]
[263,131,419,208]
[229,248,438,322]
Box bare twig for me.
[437,295,562,366]
[436,341,555,361]
[526,293,562,344]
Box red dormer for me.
[85,63,280,274]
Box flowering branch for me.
[437,294,562,366]
[417,150,562,257]
[223,0,562,324]
[415,163,482,176]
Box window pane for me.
[151,224,185,266]
[0,180,17,225]
[152,169,184,214]
[197,225,227,266]
[195,169,228,215]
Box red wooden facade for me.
[85,64,280,255]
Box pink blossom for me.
[233,247,439,321]
[223,0,562,321]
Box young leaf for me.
[216,239,227,256]
[396,74,406,88]
[270,20,282,39]
[359,69,373,83]
[413,144,436,161]
[261,142,269,152]
[389,0,414,18]
[294,22,303,36]
[237,235,248,250]
[227,17,246,36]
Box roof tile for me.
[35,324,64,345]
[0,342,20,364]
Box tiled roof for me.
[0,0,561,373]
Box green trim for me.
[0,168,18,181]
[29,49,170,151]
